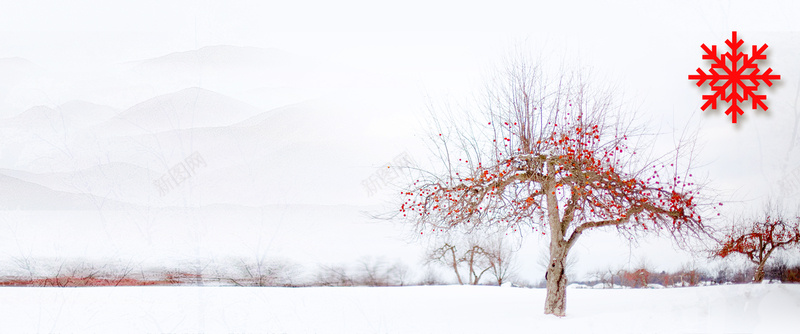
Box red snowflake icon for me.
[689,31,780,123]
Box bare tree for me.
[357,256,400,287]
[765,253,790,281]
[426,240,486,285]
[11,254,38,282]
[399,57,709,316]
[314,264,355,287]
[417,266,443,286]
[313,258,409,287]
[590,268,617,288]
[386,261,410,286]
[463,243,492,285]
[426,242,464,285]
[712,261,733,285]
[676,262,701,287]
[232,257,301,287]
[484,235,517,286]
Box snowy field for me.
[0,284,797,333]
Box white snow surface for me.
[0,284,797,333]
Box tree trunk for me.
[452,261,464,285]
[754,260,767,283]
[543,178,570,317]
[754,248,776,283]
[544,240,568,317]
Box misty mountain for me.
[95,87,263,136]
[0,162,161,207]
[135,45,298,70]
[2,100,119,131]
[0,172,133,210]
[85,97,407,206]
[124,44,390,111]
[127,45,324,110]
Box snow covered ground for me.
[0,283,797,333]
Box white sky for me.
[2,1,799,109]
[2,1,797,68]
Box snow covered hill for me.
[0,284,796,333]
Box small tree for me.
[623,269,650,288]
[356,257,410,286]
[484,235,517,286]
[628,258,654,288]
[314,264,355,287]
[589,268,616,288]
[426,242,465,285]
[232,258,301,287]
[765,254,789,281]
[399,58,709,316]
[712,262,733,285]
[714,209,800,282]
[463,244,492,285]
[357,257,389,286]
[418,266,444,285]
[426,239,495,285]
[676,262,701,287]
[386,261,410,286]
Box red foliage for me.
[716,215,800,263]
[401,112,703,236]
[0,276,169,287]
[0,272,205,287]
[622,269,651,288]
